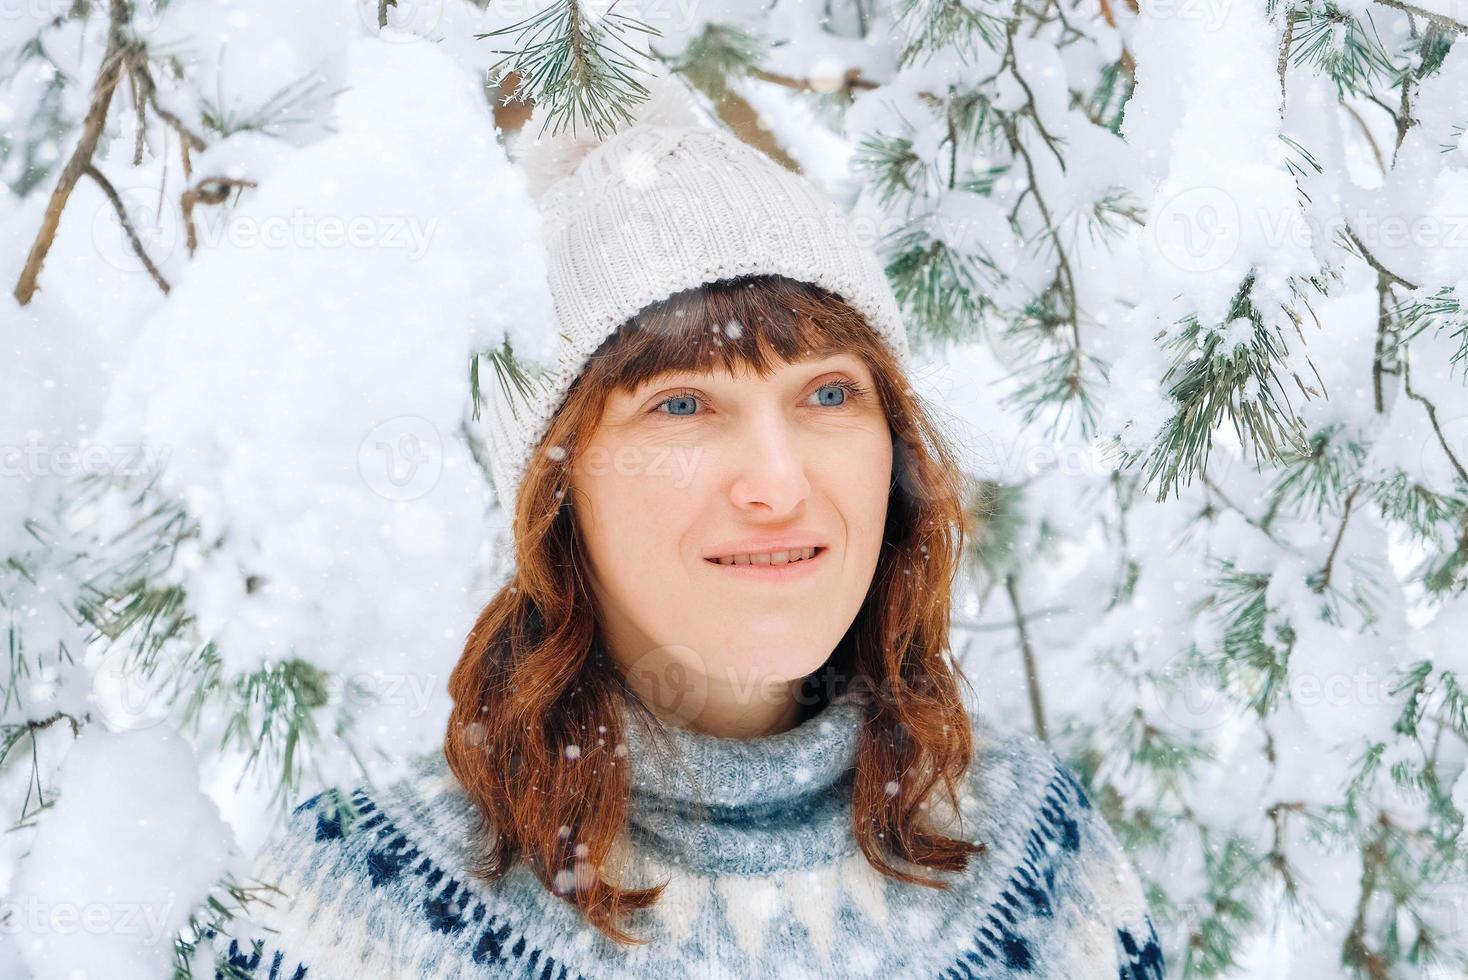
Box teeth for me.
[714,547,817,566]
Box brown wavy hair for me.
[445,273,983,945]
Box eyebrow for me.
[633,357,864,391]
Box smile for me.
[708,547,820,566]
[704,547,827,581]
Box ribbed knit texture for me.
[483,120,912,515]
[211,692,1166,979]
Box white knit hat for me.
[484,67,912,514]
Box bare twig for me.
[1394,63,1416,163]
[1005,574,1049,742]
[1372,271,1392,413]
[1201,471,1294,546]
[1374,0,1468,35]
[1316,483,1361,594]
[13,0,131,305]
[951,605,1073,632]
[1403,356,1468,487]
[1344,224,1419,291]
[128,55,208,153]
[1266,799,1305,899]
[181,176,258,256]
[1002,8,1067,174]
[1278,11,1294,100]
[1095,0,1136,83]
[1343,818,1393,980]
[746,65,878,94]
[1342,102,1387,176]
[84,163,171,295]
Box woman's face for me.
[569,352,893,726]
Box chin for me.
[709,639,832,683]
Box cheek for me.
[824,429,893,528]
[575,446,701,569]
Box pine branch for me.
[0,711,87,825]
[470,340,542,424]
[879,211,1000,341]
[1289,3,1396,98]
[1396,285,1468,379]
[171,874,287,980]
[1132,277,1317,500]
[477,0,662,142]
[1265,424,1367,521]
[895,0,1008,67]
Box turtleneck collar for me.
[615,687,870,876]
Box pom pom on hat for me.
[511,64,707,205]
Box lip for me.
[701,534,828,561]
[704,546,828,582]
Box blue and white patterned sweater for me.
[213,692,1166,979]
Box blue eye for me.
[652,379,865,417]
[813,383,846,406]
[660,394,699,416]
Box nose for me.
[728,411,810,515]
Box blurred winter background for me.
[2,0,1468,976]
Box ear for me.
[510,63,705,204]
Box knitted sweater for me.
[212,692,1166,979]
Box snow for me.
[1287,617,1406,751]
[2,17,546,973]
[7,726,233,980]
[90,33,538,720]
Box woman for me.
[214,76,1165,979]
